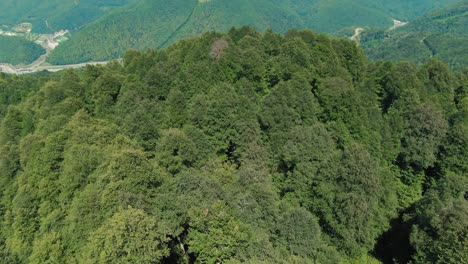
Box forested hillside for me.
[47,0,461,64]
[0,0,133,33]
[0,29,466,263]
[360,1,468,71]
[0,36,46,65]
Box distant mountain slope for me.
[360,1,468,70]
[0,0,133,33]
[366,0,464,20]
[0,36,46,64]
[47,0,461,64]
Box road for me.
[0,61,116,74]
[351,27,365,42]
[0,59,114,75]
[390,19,408,30]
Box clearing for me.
[351,27,365,42]
[389,19,408,30]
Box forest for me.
[46,0,462,65]
[360,1,468,71]
[0,0,133,33]
[0,28,466,263]
[0,36,45,65]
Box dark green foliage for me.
[0,29,465,263]
[408,174,468,264]
[0,36,45,65]
[399,103,448,170]
[276,207,322,258]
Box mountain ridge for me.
[47,0,461,64]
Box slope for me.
[0,0,133,33]
[360,1,468,70]
[0,36,46,64]
[47,0,461,65]
[0,29,465,263]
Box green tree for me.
[80,208,169,264]
[166,88,187,128]
[187,201,250,263]
[409,174,468,264]
[276,207,321,258]
[331,144,397,256]
[399,103,448,170]
[91,72,123,117]
[29,232,64,264]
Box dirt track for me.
[390,19,408,30]
[351,27,365,42]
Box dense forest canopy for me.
[0,28,467,263]
[0,36,46,65]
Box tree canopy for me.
[0,28,466,263]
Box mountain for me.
[360,1,468,70]
[0,29,466,263]
[47,0,461,64]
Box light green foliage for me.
[29,232,64,264]
[80,208,169,264]
[187,201,250,263]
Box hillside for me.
[0,0,133,33]
[47,0,461,64]
[360,2,468,70]
[1,29,467,263]
[0,36,46,64]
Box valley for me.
[0,27,88,74]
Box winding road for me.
[351,27,365,42]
